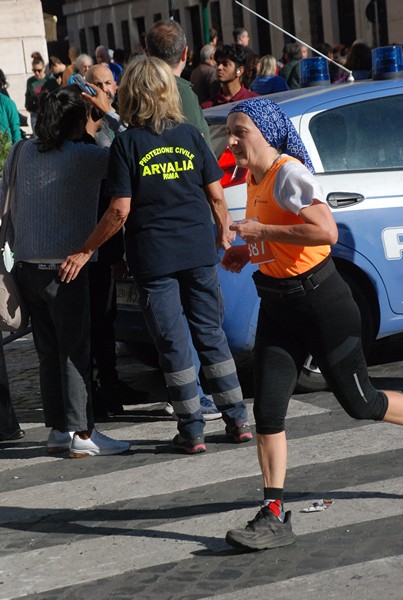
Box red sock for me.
[266,499,282,518]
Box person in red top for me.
[201,44,258,108]
[221,97,403,551]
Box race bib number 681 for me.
[248,241,275,265]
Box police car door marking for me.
[382,227,403,260]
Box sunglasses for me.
[54,72,63,79]
[32,68,44,73]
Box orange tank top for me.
[245,155,330,279]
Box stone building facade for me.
[0,0,402,111]
[62,0,402,61]
[0,0,48,111]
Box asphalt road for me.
[0,333,402,600]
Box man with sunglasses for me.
[25,57,48,132]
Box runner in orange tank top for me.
[221,97,403,552]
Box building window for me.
[107,23,115,50]
[134,16,146,48]
[232,1,244,29]
[186,5,202,51]
[121,20,130,55]
[337,0,356,46]
[91,25,100,49]
[256,0,271,55]
[282,0,295,44]
[153,13,162,22]
[366,0,388,46]
[79,28,87,53]
[308,0,324,46]
[209,2,222,44]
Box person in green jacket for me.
[0,93,21,143]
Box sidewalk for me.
[3,332,171,418]
[4,333,42,411]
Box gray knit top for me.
[0,138,109,262]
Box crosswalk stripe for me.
[1,475,402,599]
[0,528,217,599]
[199,555,403,600]
[0,422,401,525]
[0,398,328,475]
[206,475,403,538]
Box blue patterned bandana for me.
[228,97,315,173]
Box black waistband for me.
[16,262,61,271]
[253,257,334,296]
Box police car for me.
[116,47,403,392]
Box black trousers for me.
[253,259,388,434]
[16,263,93,432]
[0,334,20,439]
[89,262,117,388]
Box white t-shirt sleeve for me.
[273,160,325,215]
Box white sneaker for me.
[69,429,131,458]
[47,429,74,454]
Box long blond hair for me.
[118,55,184,134]
[259,55,277,77]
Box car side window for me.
[309,94,403,172]
[209,123,228,159]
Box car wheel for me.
[295,354,327,393]
[295,271,375,393]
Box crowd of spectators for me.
[0,31,382,151]
[179,32,381,105]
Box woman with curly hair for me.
[0,85,130,457]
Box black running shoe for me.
[226,507,296,550]
[172,434,206,454]
[225,422,253,443]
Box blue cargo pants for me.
[136,265,249,440]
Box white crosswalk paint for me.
[1,475,402,599]
[1,394,402,600]
[0,422,400,524]
[200,555,403,600]
[0,398,327,474]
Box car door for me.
[298,88,403,337]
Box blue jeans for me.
[16,263,93,432]
[136,265,248,439]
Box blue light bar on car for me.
[372,45,403,80]
[300,57,330,87]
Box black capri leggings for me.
[253,259,388,435]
